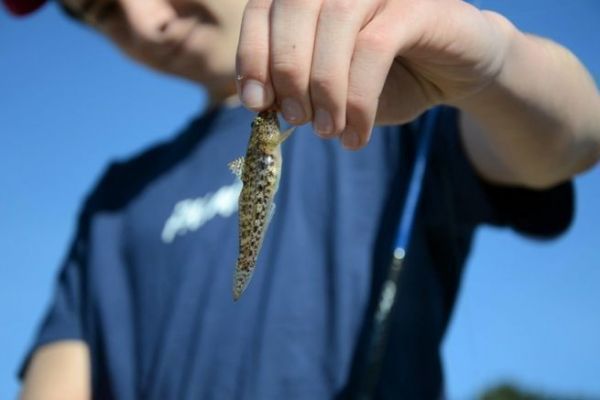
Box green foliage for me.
[480,383,587,400]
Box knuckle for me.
[357,29,392,53]
[238,39,268,58]
[347,96,370,119]
[271,58,305,85]
[244,0,272,13]
[237,44,268,72]
[324,0,355,18]
[347,80,376,106]
[346,93,375,126]
[276,0,304,7]
[310,72,341,97]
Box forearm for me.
[454,11,600,188]
[20,341,90,400]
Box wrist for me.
[448,10,518,113]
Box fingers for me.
[344,8,419,149]
[270,0,322,124]
[236,0,418,150]
[237,0,275,110]
[342,30,396,148]
[309,0,373,137]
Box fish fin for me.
[228,156,245,179]
[233,261,254,301]
[268,203,276,225]
[276,127,295,145]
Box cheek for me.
[189,27,237,66]
[97,13,241,83]
[100,24,146,63]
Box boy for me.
[8,0,599,398]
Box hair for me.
[56,0,85,23]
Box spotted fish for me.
[228,111,294,301]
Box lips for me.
[172,1,218,25]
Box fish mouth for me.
[258,110,278,118]
[258,107,278,118]
[256,110,280,128]
[233,267,254,301]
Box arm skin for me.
[236,0,600,189]
[19,341,91,400]
[456,12,600,189]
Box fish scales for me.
[229,110,293,301]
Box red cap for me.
[3,0,47,16]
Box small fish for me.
[229,110,294,301]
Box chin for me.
[159,61,236,98]
[130,42,235,94]
[171,57,232,85]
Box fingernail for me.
[342,129,360,149]
[281,98,305,124]
[241,79,266,109]
[314,108,333,136]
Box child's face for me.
[62,0,247,97]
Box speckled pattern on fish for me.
[228,111,293,301]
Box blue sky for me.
[1,1,599,399]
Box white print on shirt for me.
[161,180,242,244]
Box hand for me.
[235,0,511,149]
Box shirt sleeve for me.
[19,165,114,387]
[427,106,574,238]
[17,227,88,380]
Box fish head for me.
[250,110,281,150]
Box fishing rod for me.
[355,107,440,399]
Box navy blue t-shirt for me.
[20,106,572,399]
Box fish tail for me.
[232,259,254,301]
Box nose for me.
[118,0,178,46]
